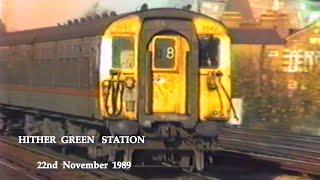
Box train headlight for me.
[207,72,217,91]
[207,77,217,91]
[102,80,110,88]
[125,77,135,89]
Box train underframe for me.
[0,104,223,171]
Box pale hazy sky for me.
[1,0,195,31]
[2,0,312,31]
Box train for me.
[0,8,233,171]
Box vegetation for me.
[85,2,111,17]
[232,46,320,135]
[0,19,6,33]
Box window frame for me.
[198,34,221,69]
[111,35,136,70]
[151,36,179,71]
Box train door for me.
[148,35,189,114]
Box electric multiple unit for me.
[0,8,232,171]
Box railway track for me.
[0,136,141,180]
[1,136,216,180]
[1,128,316,180]
[219,127,320,176]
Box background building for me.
[198,0,227,19]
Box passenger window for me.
[154,38,176,69]
[112,37,134,69]
[199,36,220,68]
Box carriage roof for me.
[0,8,227,46]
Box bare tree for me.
[85,1,112,17]
[0,19,6,34]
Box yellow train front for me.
[100,9,231,135]
[99,9,231,169]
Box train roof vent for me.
[182,4,192,11]
[102,12,109,18]
[140,4,148,11]
[110,11,117,16]
[94,14,101,20]
[73,19,80,24]
[86,16,94,21]
[80,17,87,23]
[67,20,73,25]
[0,19,6,34]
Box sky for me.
[0,0,4,20]
[0,0,192,31]
[0,0,319,31]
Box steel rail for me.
[0,139,66,180]
[220,138,320,162]
[222,127,320,140]
[217,149,320,176]
[0,136,141,180]
[219,127,320,176]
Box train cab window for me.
[199,36,220,68]
[154,38,176,69]
[112,36,134,69]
